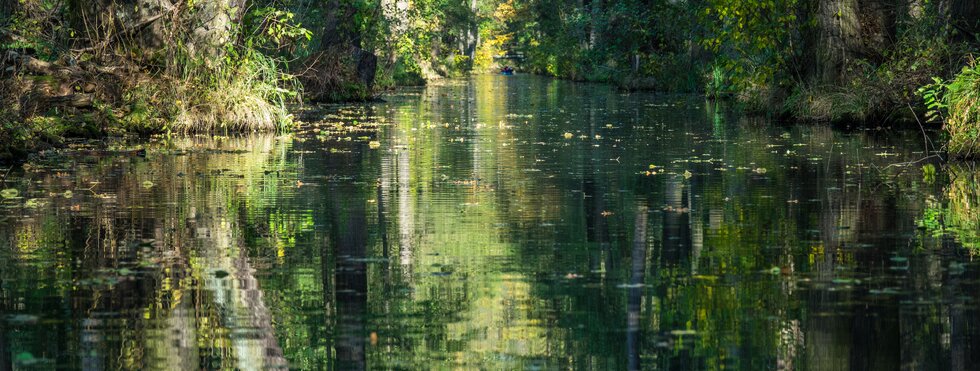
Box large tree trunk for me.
[68,0,241,63]
[69,0,173,52]
[309,0,377,94]
[185,0,243,59]
[949,0,980,41]
[804,0,898,85]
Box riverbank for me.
[0,51,300,162]
[0,0,385,163]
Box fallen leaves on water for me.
[1,188,19,199]
[563,132,574,139]
[141,180,154,189]
[25,198,46,208]
[369,141,381,149]
[601,210,614,217]
[683,170,693,179]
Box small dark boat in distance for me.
[500,66,515,75]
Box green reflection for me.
[1,76,979,370]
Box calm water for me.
[1,75,980,370]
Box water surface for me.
[2,75,980,370]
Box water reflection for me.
[2,76,980,369]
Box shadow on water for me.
[1,75,980,369]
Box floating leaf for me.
[62,190,73,199]
[25,198,45,208]
[683,170,693,179]
[368,141,381,149]
[141,181,154,189]
[1,188,19,199]
[563,132,574,139]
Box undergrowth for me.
[166,50,300,132]
[921,60,980,157]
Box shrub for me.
[921,60,980,157]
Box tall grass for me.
[168,51,300,133]
[116,50,300,134]
[941,62,980,157]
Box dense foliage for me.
[921,61,980,156]
[2,0,980,159]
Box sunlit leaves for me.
[701,0,802,93]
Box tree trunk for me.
[317,0,377,90]
[185,0,243,59]
[68,0,241,63]
[808,0,862,85]
[588,0,602,50]
[69,0,174,52]
[464,0,479,64]
[804,0,901,85]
